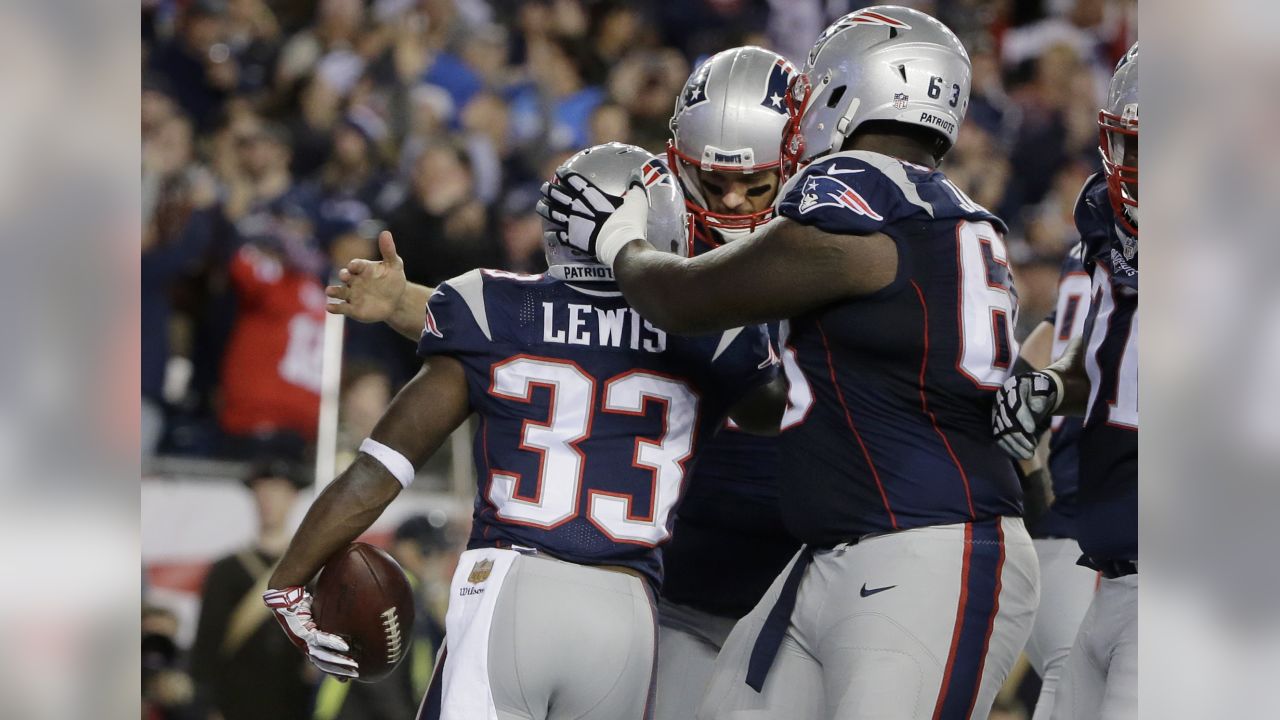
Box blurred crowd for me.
[141,0,1136,465]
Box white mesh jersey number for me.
[956,220,1019,389]
[1050,270,1092,431]
[1085,269,1138,429]
[592,371,698,545]
[1051,271,1093,359]
[485,357,700,546]
[778,320,814,430]
[487,357,594,528]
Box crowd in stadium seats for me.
[141,0,1135,463]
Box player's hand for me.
[992,371,1060,460]
[325,231,407,323]
[537,172,623,257]
[262,586,359,678]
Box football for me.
[312,542,416,683]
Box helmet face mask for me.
[667,46,796,241]
[666,142,779,237]
[1100,43,1139,237]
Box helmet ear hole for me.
[826,85,847,109]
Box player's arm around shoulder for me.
[613,158,901,334]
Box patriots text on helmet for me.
[918,112,956,135]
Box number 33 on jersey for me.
[417,269,779,586]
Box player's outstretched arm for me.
[612,220,897,334]
[325,230,434,339]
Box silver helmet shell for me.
[543,142,691,268]
[1099,42,1138,236]
[781,6,971,180]
[667,46,798,236]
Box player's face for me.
[1121,134,1138,203]
[694,168,780,216]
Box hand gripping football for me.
[311,542,416,683]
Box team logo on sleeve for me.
[796,174,884,220]
[423,297,444,339]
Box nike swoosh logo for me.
[860,583,896,597]
[825,167,866,176]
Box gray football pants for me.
[1049,574,1137,720]
[420,550,658,720]
[697,517,1039,720]
[654,599,738,720]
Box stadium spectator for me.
[147,0,237,132]
[190,460,311,720]
[142,98,219,456]
[383,141,501,287]
[143,606,199,720]
[218,211,326,454]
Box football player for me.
[655,45,803,720]
[541,7,1039,719]
[262,143,784,720]
[992,42,1139,720]
[326,46,807,720]
[1009,242,1097,720]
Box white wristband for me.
[597,186,650,268]
[359,438,416,488]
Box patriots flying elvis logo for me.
[809,9,913,66]
[797,174,884,220]
[761,58,797,114]
[641,159,674,188]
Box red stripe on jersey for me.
[816,320,898,529]
[911,281,977,520]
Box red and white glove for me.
[262,586,359,678]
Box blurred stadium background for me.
[140,0,1136,717]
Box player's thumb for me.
[378,230,401,265]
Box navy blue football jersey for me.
[1074,173,1138,562]
[1034,243,1092,540]
[661,313,801,618]
[417,267,779,587]
[773,150,1023,544]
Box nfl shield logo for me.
[468,559,494,583]
[893,93,909,109]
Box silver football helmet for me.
[1100,42,1138,236]
[668,46,798,237]
[781,6,972,180]
[543,142,691,268]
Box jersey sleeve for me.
[416,271,494,361]
[776,154,900,236]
